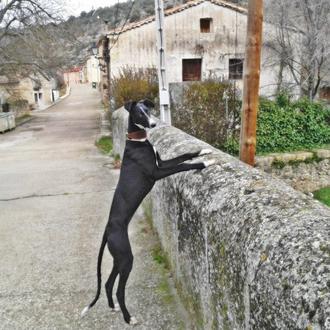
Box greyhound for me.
[81,99,215,325]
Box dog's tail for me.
[81,231,107,317]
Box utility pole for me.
[103,36,111,109]
[97,17,112,110]
[239,0,263,166]
[154,0,171,125]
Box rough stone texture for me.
[264,159,330,193]
[255,150,330,193]
[113,108,330,330]
[315,149,330,159]
[255,150,330,170]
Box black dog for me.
[81,99,215,324]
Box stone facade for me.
[112,107,330,330]
[0,74,56,112]
[109,0,299,98]
[63,68,85,85]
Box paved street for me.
[0,85,184,330]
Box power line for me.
[113,0,120,33]
[110,0,135,50]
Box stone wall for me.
[256,151,330,193]
[112,107,128,159]
[112,108,330,330]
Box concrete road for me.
[0,85,184,330]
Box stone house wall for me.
[109,0,299,97]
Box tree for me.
[0,0,64,77]
[264,0,330,99]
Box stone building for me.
[0,73,59,114]
[86,55,101,87]
[63,67,85,85]
[107,0,298,98]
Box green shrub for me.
[223,136,240,156]
[225,97,330,155]
[173,84,330,155]
[111,66,158,109]
[256,97,330,153]
[172,80,241,150]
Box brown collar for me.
[127,130,147,140]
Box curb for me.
[16,116,35,127]
[96,107,111,142]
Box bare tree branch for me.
[264,0,330,99]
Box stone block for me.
[314,149,330,159]
[255,156,274,169]
[294,151,314,161]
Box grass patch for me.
[151,244,170,270]
[157,278,175,305]
[96,136,113,154]
[272,159,286,169]
[313,187,330,207]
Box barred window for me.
[229,58,244,80]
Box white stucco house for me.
[86,55,101,87]
[107,0,298,98]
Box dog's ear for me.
[124,101,136,112]
[142,99,155,108]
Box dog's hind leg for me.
[105,263,120,311]
[116,255,137,325]
[108,228,137,324]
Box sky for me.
[64,0,125,17]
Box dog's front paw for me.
[203,159,217,168]
[199,149,213,156]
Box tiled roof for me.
[109,0,247,35]
[64,67,82,73]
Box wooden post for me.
[104,36,111,110]
[239,0,263,165]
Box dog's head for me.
[124,99,156,130]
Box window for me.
[182,59,202,81]
[229,58,244,80]
[200,18,212,33]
